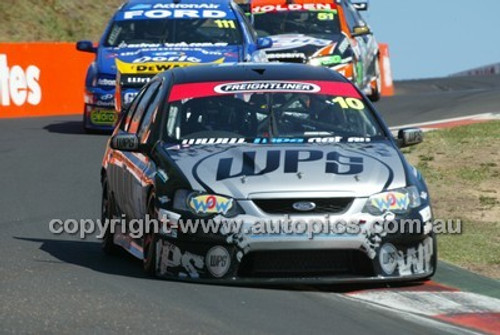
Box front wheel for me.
[143,193,158,276]
[101,177,121,255]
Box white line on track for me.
[346,291,500,316]
[320,293,480,335]
[390,112,500,131]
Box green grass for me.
[439,221,500,269]
[0,0,124,42]
[457,165,496,183]
[404,121,500,278]
[479,195,499,208]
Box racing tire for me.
[368,57,382,102]
[101,177,121,255]
[82,112,95,134]
[143,192,158,276]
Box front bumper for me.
[154,204,436,283]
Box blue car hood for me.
[97,45,241,76]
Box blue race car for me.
[76,0,272,133]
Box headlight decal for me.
[363,186,422,215]
[188,194,234,215]
[371,192,410,212]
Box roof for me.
[166,63,349,84]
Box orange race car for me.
[249,0,393,100]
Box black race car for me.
[101,63,435,284]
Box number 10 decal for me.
[332,97,365,110]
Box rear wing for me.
[114,57,225,111]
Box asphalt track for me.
[1,75,499,334]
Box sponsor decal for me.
[163,42,229,48]
[419,206,432,222]
[216,150,363,181]
[253,3,335,14]
[100,93,114,101]
[270,35,332,51]
[97,78,116,87]
[255,137,371,144]
[266,53,307,61]
[379,243,398,275]
[123,92,138,104]
[133,55,202,64]
[115,42,228,49]
[131,3,221,10]
[94,100,114,108]
[92,93,115,107]
[90,109,118,126]
[122,9,230,20]
[206,246,231,278]
[111,134,138,150]
[0,54,41,107]
[396,237,434,276]
[214,81,321,94]
[253,137,305,144]
[168,81,361,102]
[371,192,410,212]
[180,137,372,146]
[310,55,342,66]
[337,37,350,54]
[158,240,204,279]
[116,57,224,75]
[182,138,246,145]
[125,76,151,85]
[189,194,234,215]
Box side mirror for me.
[76,40,97,53]
[352,26,371,36]
[397,128,423,148]
[352,2,368,11]
[256,37,273,50]
[110,134,144,152]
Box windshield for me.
[104,18,243,47]
[253,10,341,39]
[164,82,384,142]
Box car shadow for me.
[15,236,428,293]
[15,237,148,279]
[43,121,110,135]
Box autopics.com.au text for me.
[48,214,463,239]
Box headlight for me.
[309,55,343,67]
[173,189,242,217]
[362,186,422,216]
